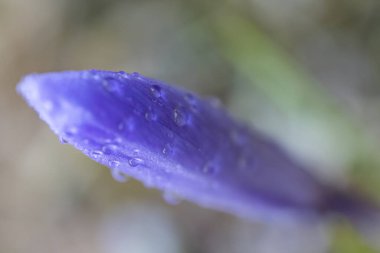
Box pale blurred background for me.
[1,0,380,252]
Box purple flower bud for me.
[17,70,378,221]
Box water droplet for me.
[133,149,140,156]
[109,160,120,167]
[150,84,161,99]
[143,178,155,188]
[110,162,129,182]
[173,108,187,127]
[102,77,126,97]
[91,72,101,80]
[131,72,140,78]
[59,137,68,144]
[102,144,118,154]
[157,97,165,106]
[163,191,182,205]
[162,143,172,156]
[65,127,78,137]
[128,157,143,167]
[91,150,103,160]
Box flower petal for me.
[17,70,349,220]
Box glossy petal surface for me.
[17,70,327,220]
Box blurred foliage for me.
[331,222,378,253]
[211,8,380,195]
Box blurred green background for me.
[1,0,380,252]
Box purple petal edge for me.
[16,70,378,222]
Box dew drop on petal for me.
[110,162,129,182]
[162,143,173,156]
[109,160,120,167]
[156,97,165,106]
[131,72,140,78]
[133,149,140,156]
[66,126,78,136]
[59,136,68,144]
[128,157,143,167]
[143,178,154,188]
[150,84,161,99]
[173,108,187,127]
[91,150,103,160]
[102,144,118,154]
